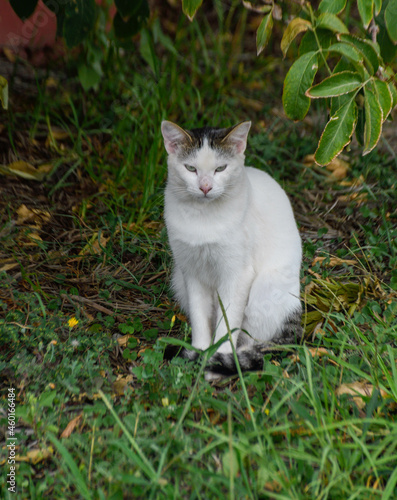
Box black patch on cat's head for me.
[178,126,238,159]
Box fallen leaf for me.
[15,204,51,227]
[339,175,365,187]
[338,192,368,205]
[60,414,83,438]
[302,155,349,180]
[336,382,388,409]
[112,375,134,396]
[117,334,137,347]
[27,232,43,242]
[0,161,52,181]
[312,256,357,267]
[15,447,53,464]
[291,347,339,366]
[3,47,16,63]
[79,233,109,255]
[264,479,283,492]
[0,262,19,273]
[45,77,58,88]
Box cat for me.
[161,120,302,379]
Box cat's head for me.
[161,120,251,202]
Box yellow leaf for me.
[0,161,49,181]
[312,256,357,267]
[15,447,53,464]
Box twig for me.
[60,293,125,322]
[369,17,379,44]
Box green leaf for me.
[299,29,336,56]
[78,65,101,91]
[363,86,383,155]
[318,0,347,14]
[257,12,274,55]
[357,0,374,28]
[282,51,319,120]
[116,0,148,17]
[385,0,397,43]
[316,13,349,33]
[114,13,142,39]
[281,17,312,57]
[376,3,397,62]
[326,42,364,62]
[338,34,380,74]
[374,0,382,15]
[355,107,365,145]
[182,0,203,21]
[9,0,38,20]
[373,78,393,120]
[63,0,96,48]
[330,91,355,115]
[0,76,8,110]
[47,433,93,500]
[388,82,397,108]
[315,96,358,165]
[307,71,363,98]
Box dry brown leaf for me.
[291,347,339,365]
[16,204,51,227]
[312,256,357,267]
[339,175,365,187]
[336,382,388,409]
[338,192,368,205]
[116,334,138,347]
[0,262,19,273]
[113,375,134,396]
[264,479,282,493]
[302,155,349,180]
[27,232,43,242]
[302,154,316,167]
[79,234,109,256]
[15,447,53,464]
[3,47,16,63]
[326,157,350,173]
[45,126,69,147]
[45,77,58,88]
[0,161,43,181]
[60,414,83,438]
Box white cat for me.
[161,120,302,377]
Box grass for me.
[1,2,397,498]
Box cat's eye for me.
[215,165,227,173]
[184,164,197,173]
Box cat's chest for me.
[173,240,243,286]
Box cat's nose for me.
[200,185,212,195]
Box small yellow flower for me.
[264,408,270,416]
[68,317,79,328]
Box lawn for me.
[1,2,397,499]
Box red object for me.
[0,1,57,49]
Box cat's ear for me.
[161,121,192,154]
[222,121,251,154]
